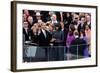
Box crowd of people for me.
[23,10,91,61]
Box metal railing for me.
[23,43,90,62]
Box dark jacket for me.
[38,30,52,46]
[23,28,31,41]
[70,38,87,56]
[52,30,64,46]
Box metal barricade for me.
[23,43,90,62]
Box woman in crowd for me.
[66,24,75,53]
[70,30,87,58]
[80,29,89,57]
[84,25,91,56]
[51,23,64,60]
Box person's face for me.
[32,26,37,33]
[74,15,79,22]
[34,24,38,28]
[55,26,59,30]
[23,14,27,21]
[41,23,46,30]
[74,31,79,38]
[51,15,57,21]
[80,32,84,38]
[28,16,33,24]
[66,13,70,17]
[74,18,78,21]
[81,17,85,24]
[60,22,64,28]
[23,22,28,28]
[38,20,42,24]
[85,25,89,30]
[24,10,29,16]
[86,15,91,22]
[36,16,41,20]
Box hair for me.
[69,31,73,36]
[85,25,91,30]
[80,29,85,36]
[55,23,61,31]
[69,24,75,32]
[74,30,79,36]
[80,16,85,20]
[46,23,51,26]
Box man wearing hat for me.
[34,12,43,24]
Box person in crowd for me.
[84,25,91,56]
[23,21,31,41]
[52,24,64,46]
[30,23,39,44]
[63,12,73,29]
[78,16,86,36]
[79,29,89,57]
[40,11,49,22]
[44,11,54,22]
[84,14,91,29]
[72,14,80,30]
[45,22,53,32]
[65,24,75,59]
[60,22,68,46]
[23,9,30,17]
[47,14,59,25]
[80,29,87,41]
[37,22,52,46]
[51,23,64,60]
[27,16,34,29]
[85,25,91,44]
[66,24,75,49]
[47,11,61,22]
[23,13,28,22]
[34,12,43,23]
[23,10,30,22]
[60,22,64,31]
[55,12,62,22]
[70,30,87,57]
[79,13,85,19]
[37,22,52,60]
